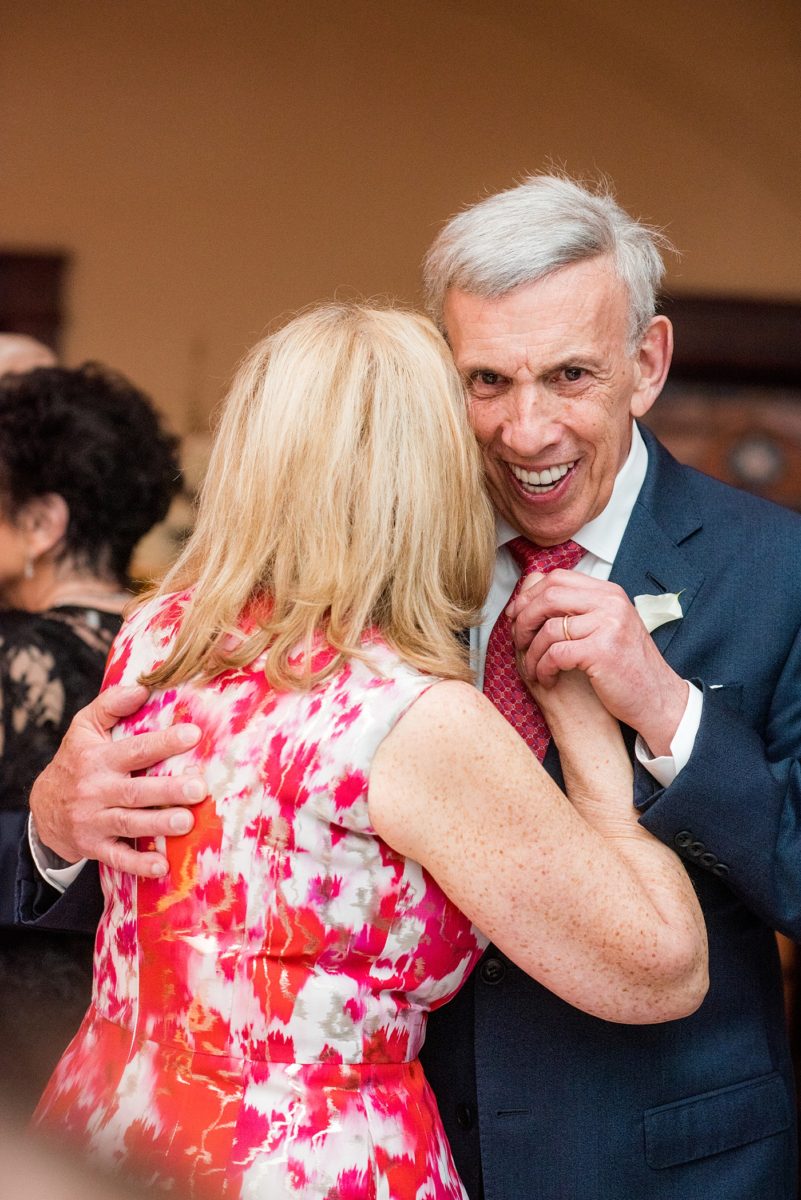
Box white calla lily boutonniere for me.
[633,591,684,634]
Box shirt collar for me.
[494,423,649,566]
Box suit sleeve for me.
[637,625,801,939]
[15,832,103,934]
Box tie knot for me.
[507,536,584,578]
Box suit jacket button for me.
[455,1103,474,1130]
[699,851,717,868]
[688,841,705,858]
[480,957,506,985]
[711,862,730,878]
[674,830,693,848]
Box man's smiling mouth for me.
[508,461,575,495]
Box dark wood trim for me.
[0,251,70,354]
[660,294,801,387]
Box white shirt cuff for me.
[27,816,87,894]
[634,681,703,788]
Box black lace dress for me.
[0,605,121,1115]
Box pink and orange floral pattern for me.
[34,593,487,1199]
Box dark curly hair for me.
[0,363,181,585]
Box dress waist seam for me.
[87,1006,423,1068]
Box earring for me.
[23,558,34,580]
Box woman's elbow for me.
[653,951,709,1022]
[627,937,710,1025]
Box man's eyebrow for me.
[547,357,585,373]
[540,353,601,375]
[457,357,511,374]
[457,349,601,375]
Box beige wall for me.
[2,0,800,432]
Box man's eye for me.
[563,367,584,382]
[469,370,506,393]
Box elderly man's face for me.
[444,256,669,546]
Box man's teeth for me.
[510,462,574,493]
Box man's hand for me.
[507,570,688,757]
[30,684,204,878]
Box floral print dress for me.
[34,593,487,1199]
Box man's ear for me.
[630,316,673,420]
[19,493,69,559]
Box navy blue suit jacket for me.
[17,428,801,1198]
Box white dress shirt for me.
[472,423,702,783]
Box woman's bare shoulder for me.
[369,678,528,852]
[403,677,499,726]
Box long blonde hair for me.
[141,303,494,690]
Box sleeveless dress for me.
[0,604,121,1116]
[33,593,488,1199]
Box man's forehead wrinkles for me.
[455,316,603,358]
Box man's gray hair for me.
[423,175,671,348]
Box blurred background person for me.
[0,334,56,378]
[0,362,180,1116]
[0,1102,184,1200]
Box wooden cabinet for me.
[0,252,68,353]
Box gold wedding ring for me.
[562,614,572,641]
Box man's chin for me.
[498,499,585,547]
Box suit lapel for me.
[609,427,705,659]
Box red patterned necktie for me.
[483,536,585,761]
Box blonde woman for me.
[33,305,707,1200]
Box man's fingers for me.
[94,769,207,811]
[512,570,545,607]
[101,838,170,879]
[512,614,562,654]
[65,803,197,863]
[529,639,584,685]
[98,803,197,840]
[506,569,595,617]
[518,613,599,684]
[83,684,151,733]
[513,612,595,655]
[514,581,599,623]
[507,573,628,624]
[104,723,202,775]
[78,804,199,871]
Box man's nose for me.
[500,384,563,457]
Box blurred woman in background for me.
[0,362,180,1114]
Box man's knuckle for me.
[72,744,91,774]
[116,808,136,837]
[119,736,144,769]
[103,842,120,870]
[109,847,133,873]
[555,642,576,668]
[606,599,627,626]
[72,780,95,814]
[119,779,140,809]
